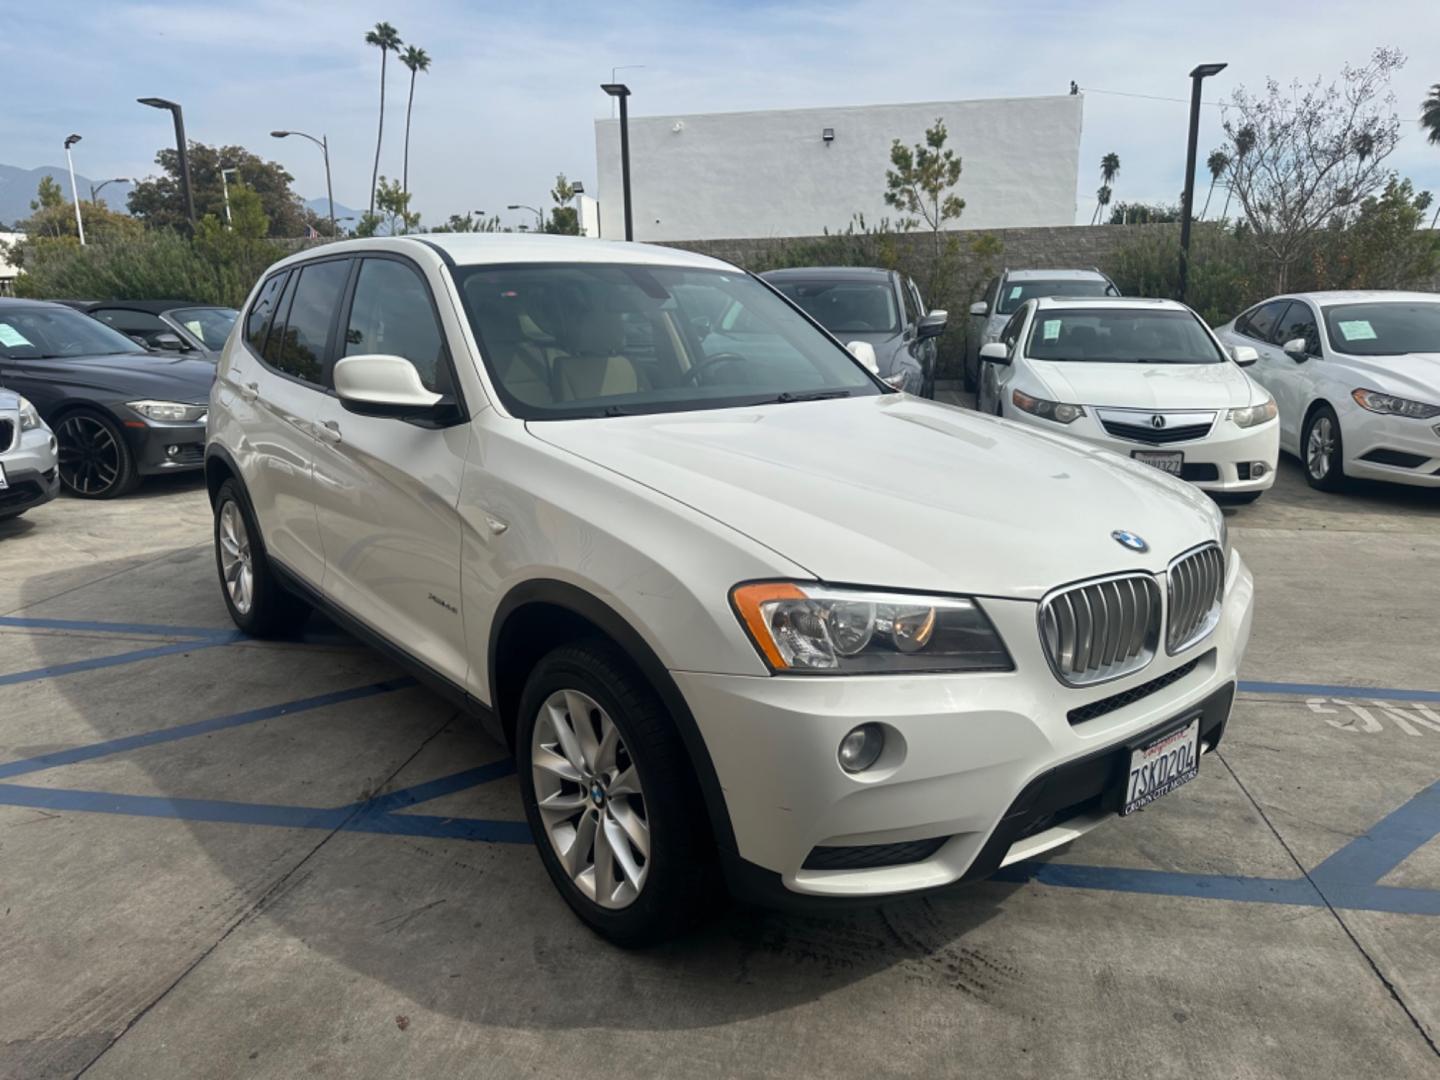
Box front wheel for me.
[517,640,717,946]
[1302,405,1347,492]
[55,409,138,498]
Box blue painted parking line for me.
[0,616,238,640]
[1308,779,1440,886]
[1239,679,1440,704]
[0,635,243,688]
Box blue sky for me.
[4,0,1438,229]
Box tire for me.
[517,639,718,947]
[213,479,311,636]
[54,408,139,499]
[1302,404,1347,492]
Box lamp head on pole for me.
[64,134,82,150]
[270,130,291,139]
[137,96,179,111]
[600,83,631,99]
[1189,63,1227,79]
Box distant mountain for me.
[305,196,364,227]
[0,164,134,228]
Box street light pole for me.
[220,167,237,226]
[89,177,130,204]
[507,203,545,231]
[138,98,196,227]
[601,83,633,241]
[271,130,335,237]
[1178,63,1227,302]
[63,135,86,245]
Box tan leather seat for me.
[552,310,644,401]
[477,297,554,405]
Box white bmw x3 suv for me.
[977,297,1280,503]
[207,236,1254,944]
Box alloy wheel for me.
[1307,416,1334,480]
[56,414,122,496]
[531,688,650,909]
[217,500,255,615]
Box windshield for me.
[771,279,900,335]
[1322,302,1440,357]
[169,306,238,348]
[455,262,881,419]
[1025,308,1226,364]
[998,278,1114,315]
[0,306,145,359]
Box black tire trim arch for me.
[204,444,241,507]
[488,579,740,861]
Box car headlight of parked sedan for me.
[1012,389,1085,424]
[127,400,208,423]
[1227,398,1278,428]
[731,582,1012,674]
[17,396,44,432]
[1350,388,1440,420]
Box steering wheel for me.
[684,352,751,385]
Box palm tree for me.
[400,46,431,199]
[1092,152,1120,224]
[365,21,403,217]
[1201,149,1230,220]
[1422,84,1440,227]
[1094,185,1113,225]
[1224,125,1255,222]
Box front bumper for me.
[1339,406,1440,488]
[676,552,1254,901]
[1008,409,1279,493]
[0,426,61,518]
[125,419,207,475]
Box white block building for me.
[594,95,1083,242]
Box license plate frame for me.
[1121,716,1200,816]
[1131,449,1184,476]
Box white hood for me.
[1025,360,1257,411]
[1343,352,1440,402]
[529,395,1223,601]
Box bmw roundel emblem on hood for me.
[1111,530,1149,553]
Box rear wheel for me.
[213,479,310,636]
[55,409,138,499]
[517,640,717,946]
[1302,405,1347,492]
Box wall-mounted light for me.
[672,121,685,133]
[822,127,835,144]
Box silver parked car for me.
[965,268,1119,390]
[0,388,60,521]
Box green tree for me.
[1314,178,1440,288]
[400,45,431,198]
[127,143,313,237]
[1201,149,1229,219]
[1092,152,1120,224]
[365,21,403,216]
[1422,83,1440,226]
[362,176,419,236]
[429,211,502,233]
[14,176,141,243]
[884,117,965,277]
[547,173,580,234]
[1109,201,1183,225]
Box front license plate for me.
[1132,450,1183,476]
[1122,717,1200,816]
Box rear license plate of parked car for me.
[1132,450,1183,476]
[1121,717,1200,816]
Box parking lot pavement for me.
[1,436,1437,1079]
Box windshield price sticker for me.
[1009,286,1024,301]
[1337,320,1377,341]
[0,324,34,348]
[1043,319,1062,340]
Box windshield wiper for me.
[768,389,852,404]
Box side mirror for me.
[1230,344,1260,367]
[333,354,444,418]
[846,340,879,374]
[1281,338,1310,362]
[969,301,989,317]
[916,310,948,341]
[153,332,188,351]
[979,341,1011,367]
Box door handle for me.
[318,419,342,444]
[239,381,259,402]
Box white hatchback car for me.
[207,236,1254,944]
[977,297,1280,503]
[1214,291,1440,491]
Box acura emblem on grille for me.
[1150,414,1167,429]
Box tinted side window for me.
[909,280,926,317]
[269,260,350,385]
[343,259,448,392]
[899,277,919,326]
[1274,301,1319,354]
[1237,300,1286,342]
[984,277,999,309]
[245,272,288,354]
[1001,306,1028,352]
[93,309,167,335]
[263,272,298,368]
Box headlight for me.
[730,582,1012,674]
[1012,389,1085,424]
[127,400,208,423]
[1350,388,1440,420]
[1228,398,1277,428]
[17,396,43,432]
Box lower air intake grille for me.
[0,420,13,453]
[802,836,948,870]
[1101,419,1213,444]
[1067,652,1209,725]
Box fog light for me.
[166,445,180,457]
[838,723,884,773]
[1250,461,1268,479]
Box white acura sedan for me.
[1214,291,1440,491]
[207,236,1253,944]
[977,297,1280,503]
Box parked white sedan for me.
[977,297,1279,503]
[1214,291,1440,491]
